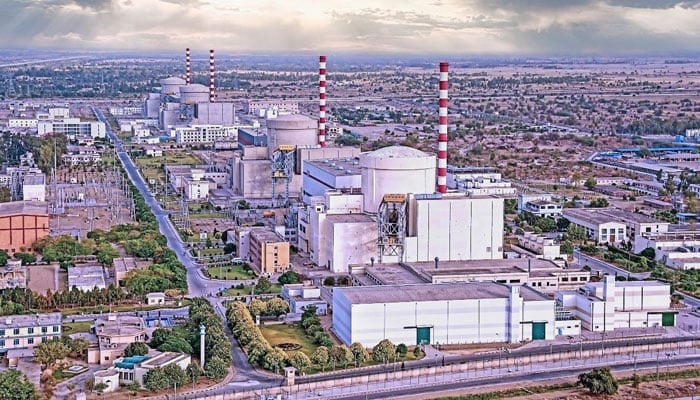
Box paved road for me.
[94,107,281,387]
[573,249,651,280]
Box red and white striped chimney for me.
[437,62,449,194]
[318,55,327,147]
[209,49,215,102]
[185,48,191,85]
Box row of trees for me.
[248,298,289,318]
[0,286,129,316]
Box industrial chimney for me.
[318,55,327,147]
[209,49,215,102]
[437,62,449,194]
[185,48,191,85]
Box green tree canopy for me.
[0,369,38,400]
[34,340,70,369]
[577,367,618,395]
[372,339,396,363]
[124,342,149,357]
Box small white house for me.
[146,292,166,305]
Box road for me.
[94,107,282,387]
[573,249,651,280]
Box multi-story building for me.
[94,351,191,392]
[249,228,290,275]
[247,100,299,115]
[174,125,239,144]
[37,119,106,138]
[89,315,147,365]
[0,313,62,352]
[523,199,563,218]
[563,208,627,244]
[0,201,49,254]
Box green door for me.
[532,322,546,340]
[416,327,431,345]
[662,312,675,327]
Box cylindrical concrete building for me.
[160,77,186,95]
[359,145,436,213]
[267,114,318,153]
[179,84,209,104]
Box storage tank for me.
[359,145,436,213]
[179,84,209,104]
[160,77,186,95]
[267,114,318,154]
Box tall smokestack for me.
[185,48,191,85]
[437,62,449,194]
[209,49,215,102]
[318,55,327,147]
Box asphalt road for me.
[94,107,282,387]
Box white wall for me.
[329,220,377,273]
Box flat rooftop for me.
[596,208,662,224]
[113,257,138,272]
[0,200,48,216]
[140,352,188,368]
[325,213,375,224]
[68,265,105,288]
[250,228,285,243]
[22,173,44,185]
[563,208,619,224]
[306,158,361,177]
[337,282,548,304]
[0,312,61,328]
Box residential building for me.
[563,208,627,244]
[0,201,49,254]
[333,282,556,347]
[0,313,62,353]
[556,275,675,332]
[634,230,700,270]
[249,228,290,275]
[174,125,239,143]
[523,200,563,218]
[281,284,327,315]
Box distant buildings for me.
[517,193,562,218]
[0,201,49,254]
[281,284,327,315]
[94,352,191,391]
[563,208,669,244]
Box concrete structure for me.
[437,62,448,193]
[333,282,556,347]
[556,275,675,332]
[447,167,516,196]
[359,146,435,214]
[174,125,240,143]
[318,55,327,147]
[0,201,49,254]
[247,100,299,115]
[112,257,142,285]
[517,193,558,215]
[249,228,290,275]
[281,284,327,315]
[563,208,627,244]
[350,258,589,294]
[0,260,27,289]
[96,352,191,387]
[301,158,362,200]
[90,315,147,365]
[37,119,106,138]
[93,369,120,393]
[146,292,166,305]
[522,199,562,218]
[577,208,669,241]
[0,313,61,354]
[21,173,45,202]
[634,230,700,270]
[516,233,562,260]
[267,114,318,154]
[67,264,106,292]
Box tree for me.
[350,342,369,366]
[323,276,336,286]
[560,241,574,255]
[163,364,187,388]
[266,298,289,317]
[143,367,169,391]
[223,243,235,254]
[584,177,597,190]
[247,340,269,366]
[204,355,228,379]
[0,250,8,267]
[61,336,89,359]
[13,253,36,266]
[571,171,583,187]
[124,342,149,357]
[396,343,408,358]
[640,247,656,260]
[158,335,193,354]
[577,367,618,395]
[372,339,396,363]
[589,198,609,208]
[290,352,311,373]
[0,369,38,400]
[248,298,268,317]
[311,346,331,372]
[96,243,118,266]
[566,223,586,241]
[185,363,203,383]
[332,345,354,369]
[34,340,70,369]
[0,187,11,203]
[150,328,170,348]
[254,277,272,294]
[278,271,300,285]
[413,346,423,358]
[262,348,287,373]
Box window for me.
[12,328,19,335]
[41,327,47,334]
[52,326,59,333]
[27,328,33,334]
[41,337,47,343]
[561,277,569,282]
[571,277,578,282]
[646,227,652,232]
[27,338,33,345]
[13,339,19,346]
[618,228,624,235]
[0,329,5,336]
[601,228,607,234]
[0,340,4,347]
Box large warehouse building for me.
[332,282,556,347]
[0,201,49,254]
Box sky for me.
[1,0,700,55]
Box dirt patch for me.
[28,263,61,294]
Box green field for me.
[205,264,257,280]
[62,321,92,333]
[224,283,282,296]
[260,323,319,357]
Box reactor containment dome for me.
[359,145,436,213]
[267,114,318,153]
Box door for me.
[416,327,431,345]
[662,312,675,327]
[532,322,546,340]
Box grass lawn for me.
[199,248,225,256]
[62,321,92,333]
[224,283,282,296]
[60,299,191,317]
[205,264,257,280]
[260,323,319,357]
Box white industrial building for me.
[299,145,505,273]
[578,208,669,241]
[37,119,106,138]
[556,275,675,332]
[517,193,560,216]
[332,282,556,347]
[563,208,627,244]
[447,166,516,196]
[174,124,250,144]
[21,173,45,202]
[67,264,106,292]
[516,232,561,260]
[301,158,362,201]
[634,230,700,270]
